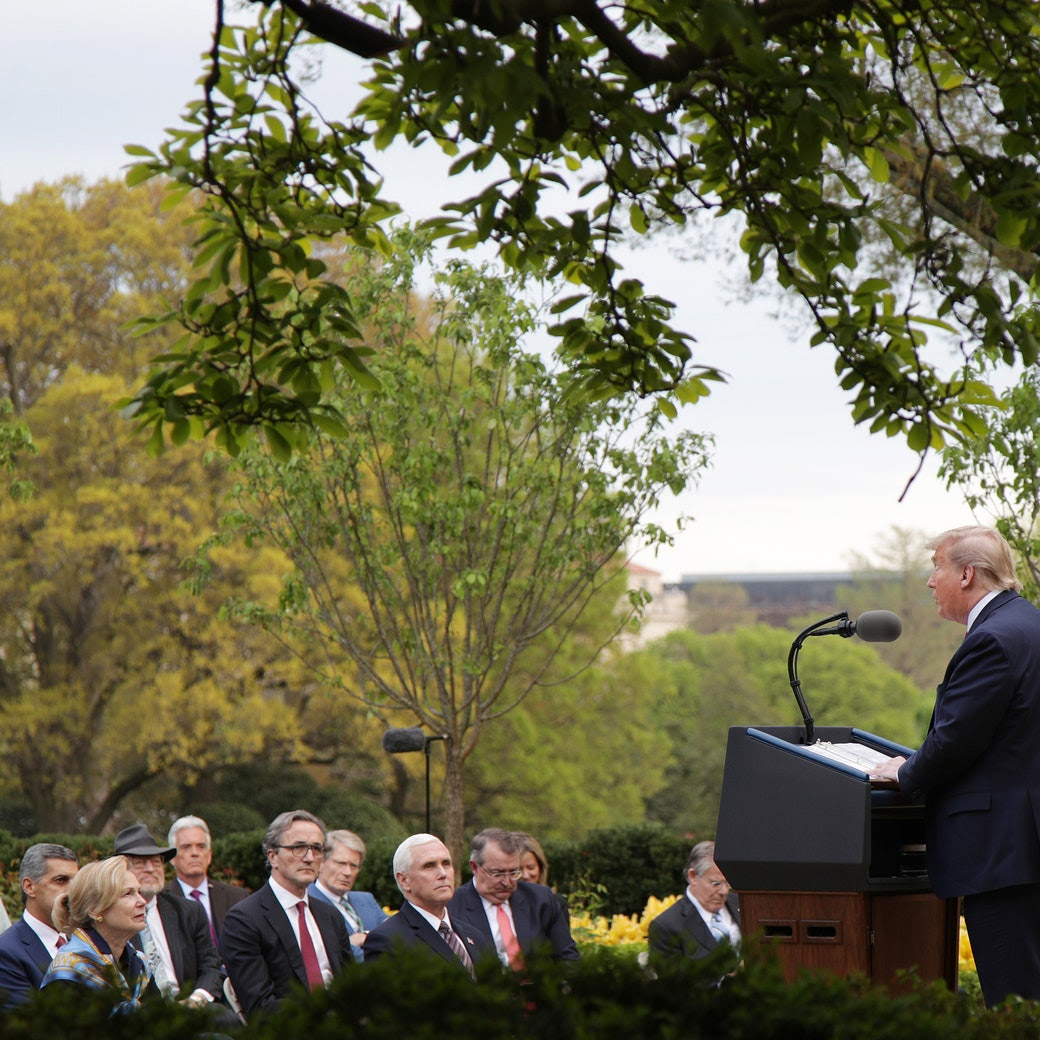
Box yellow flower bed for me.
[570,894,678,946]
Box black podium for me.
[715,725,959,990]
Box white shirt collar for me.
[967,589,1002,632]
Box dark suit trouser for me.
[963,882,1040,1007]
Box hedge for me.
[0,943,1014,1038]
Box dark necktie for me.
[340,896,364,933]
[191,888,218,946]
[438,920,475,978]
[296,901,324,989]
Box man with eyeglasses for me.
[448,827,579,968]
[219,809,353,1017]
[647,840,741,973]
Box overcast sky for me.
[3,0,980,581]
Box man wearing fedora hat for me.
[113,823,224,1008]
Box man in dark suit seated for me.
[0,843,79,1007]
[364,833,489,975]
[647,840,740,971]
[164,814,249,942]
[219,809,353,1017]
[447,828,579,970]
[114,823,225,1008]
[874,526,1040,1007]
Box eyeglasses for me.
[476,863,522,880]
[276,843,326,859]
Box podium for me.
[715,725,959,990]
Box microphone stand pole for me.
[788,611,849,745]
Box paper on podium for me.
[801,740,893,775]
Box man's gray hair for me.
[683,840,717,883]
[261,809,328,868]
[19,843,77,904]
[469,827,520,864]
[392,833,444,892]
[328,829,367,861]
[168,815,212,847]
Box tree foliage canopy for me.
[204,237,710,854]
[125,0,1040,456]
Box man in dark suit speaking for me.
[647,840,740,970]
[875,526,1040,1007]
[448,827,579,969]
[219,809,353,1017]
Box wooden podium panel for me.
[741,890,959,991]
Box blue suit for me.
[899,589,1040,1004]
[306,883,387,961]
[0,918,51,1007]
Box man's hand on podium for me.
[870,756,906,784]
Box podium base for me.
[741,890,959,992]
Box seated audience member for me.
[219,809,353,1018]
[307,829,387,961]
[514,832,549,887]
[364,833,488,975]
[0,843,79,1007]
[647,840,740,972]
[41,857,156,1011]
[448,827,579,969]
[113,823,223,1008]
[164,814,249,941]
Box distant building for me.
[622,568,900,646]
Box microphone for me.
[788,610,903,743]
[381,727,427,753]
[811,610,903,643]
[381,727,450,753]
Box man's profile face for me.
[928,544,972,624]
[687,860,731,913]
[24,858,79,921]
[172,826,213,885]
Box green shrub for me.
[0,943,1012,1039]
[550,823,689,915]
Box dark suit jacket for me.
[307,883,387,961]
[899,590,1040,899]
[132,890,224,998]
[447,879,580,963]
[647,892,740,963]
[363,901,489,975]
[219,881,353,1017]
[0,918,51,1007]
[163,877,250,936]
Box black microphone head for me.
[381,726,427,753]
[853,610,902,643]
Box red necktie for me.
[55,935,67,950]
[296,902,324,989]
[191,888,218,946]
[496,903,525,971]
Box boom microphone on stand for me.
[788,610,903,744]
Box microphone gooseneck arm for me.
[787,611,850,745]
